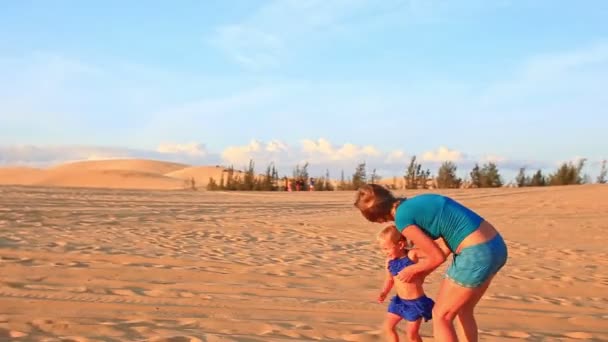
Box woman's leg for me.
[431,276,494,342]
[454,275,494,342]
[437,230,507,341]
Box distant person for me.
[354,184,508,342]
[309,177,315,191]
[376,225,439,342]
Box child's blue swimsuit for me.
[387,256,435,322]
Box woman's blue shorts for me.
[446,233,508,288]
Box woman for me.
[354,184,507,342]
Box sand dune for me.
[0,159,233,190]
[34,168,185,190]
[0,184,607,341]
[0,167,46,185]
[48,159,188,174]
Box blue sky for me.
[1,0,607,181]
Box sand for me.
[1,183,607,341]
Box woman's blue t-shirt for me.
[394,194,484,252]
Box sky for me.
[1,0,607,182]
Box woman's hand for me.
[396,266,421,283]
[400,225,448,276]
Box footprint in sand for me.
[201,335,240,342]
[30,319,75,335]
[132,326,152,334]
[111,288,138,296]
[54,337,92,342]
[67,261,90,268]
[66,286,88,293]
[143,289,167,297]
[50,241,68,247]
[340,332,380,342]
[18,258,35,266]
[0,329,28,338]
[257,323,278,335]
[505,331,531,338]
[484,330,505,337]
[564,332,594,340]
[148,336,203,342]
[10,331,28,338]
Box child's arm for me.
[378,259,394,303]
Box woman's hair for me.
[353,184,403,222]
[377,224,407,245]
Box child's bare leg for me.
[384,313,402,342]
[404,318,422,342]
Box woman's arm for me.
[397,225,447,282]
[410,238,451,278]
[434,237,452,257]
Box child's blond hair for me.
[377,224,407,245]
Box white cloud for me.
[300,138,381,162]
[0,140,506,174]
[479,154,506,163]
[218,139,471,177]
[0,145,134,167]
[266,140,289,153]
[219,140,586,181]
[421,146,464,162]
[221,139,291,167]
[3,140,603,182]
[0,143,219,167]
[157,142,208,156]
[385,150,408,164]
[219,138,391,176]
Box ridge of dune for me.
[0,159,194,190]
[48,159,189,175]
[33,168,184,190]
[0,159,253,190]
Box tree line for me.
[203,161,335,191]
[199,157,607,191]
